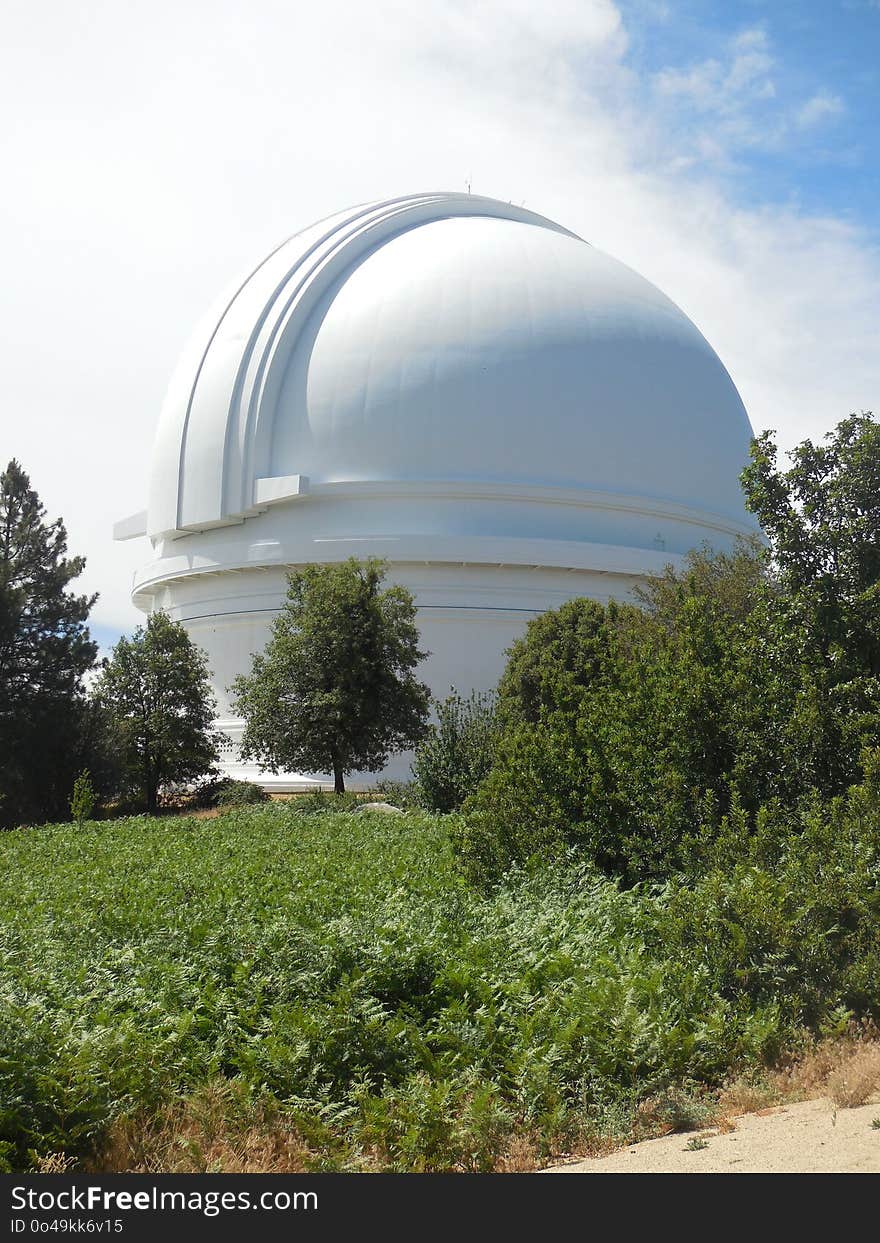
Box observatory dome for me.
[118,192,760,787]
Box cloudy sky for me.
[2,0,878,645]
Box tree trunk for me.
[331,752,345,795]
[145,760,158,815]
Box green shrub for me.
[460,537,880,886]
[193,777,269,808]
[214,779,269,807]
[69,770,96,824]
[663,767,880,1027]
[289,788,364,814]
[413,690,500,812]
[372,778,422,809]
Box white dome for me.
[146,192,755,539]
[121,193,760,788]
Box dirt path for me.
[545,1098,880,1173]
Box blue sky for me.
[620,0,879,222]
[1,0,878,643]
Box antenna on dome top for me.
[465,175,472,194]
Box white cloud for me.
[651,24,849,158]
[0,1,876,635]
[654,25,775,113]
[796,89,845,128]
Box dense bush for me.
[1,797,878,1172]
[192,777,268,809]
[460,552,880,885]
[372,778,422,809]
[413,690,500,812]
[459,415,880,885]
[288,789,366,814]
[214,779,270,807]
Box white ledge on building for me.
[253,474,310,507]
[113,511,148,542]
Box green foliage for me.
[69,770,96,824]
[232,559,430,794]
[372,778,422,809]
[463,545,787,882]
[2,789,878,1172]
[201,778,269,808]
[0,460,97,827]
[413,689,500,812]
[668,761,880,1027]
[288,789,365,814]
[96,613,219,813]
[464,416,880,884]
[741,412,880,676]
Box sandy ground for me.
[545,1098,880,1173]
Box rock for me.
[355,801,404,815]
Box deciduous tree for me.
[232,559,430,793]
[97,612,219,813]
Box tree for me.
[741,412,880,675]
[461,414,880,884]
[232,559,430,793]
[461,536,880,885]
[0,460,97,827]
[97,612,219,813]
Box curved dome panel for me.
[276,215,751,517]
[146,192,755,540]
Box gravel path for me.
[545,1098,880,1173]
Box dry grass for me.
[714,1078,777,1121]
[633,1089,712,1137]
[774,1026,880,1108]
[32,1152,77,1174]
[825,1045,880,1108]
[82,1032,880,1173]
[89,1081,315,1174]
[495,1135,541,1172]
[712,1025,880,1132]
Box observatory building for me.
[116,192,760,787]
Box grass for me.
[0,805,877,1172]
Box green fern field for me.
[1,805,877,1171]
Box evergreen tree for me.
[97,612,219,813]
[232,559,430,793]
[0,460,97,827]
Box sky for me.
[1,0,878,646]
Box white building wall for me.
[149,558,647,789]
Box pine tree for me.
[97,612,219,813]
[0,460,97,827]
